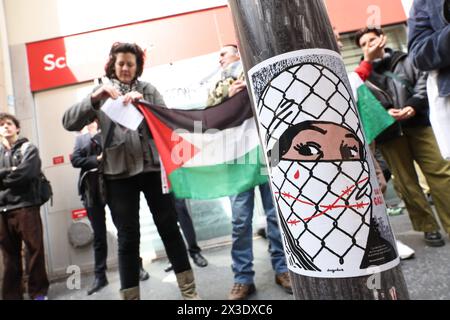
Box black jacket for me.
[0,138,42,212]
[71,132,105,207]
[365,48,430,143]
[408,0,450,97]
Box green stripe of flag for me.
[169,146,268,199]
[355,83,395,144]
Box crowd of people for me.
[0,0,449,300]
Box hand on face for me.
[359,33,386,62]
[0,119,19,146]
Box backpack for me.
[39,172,53,205]
[20,142,53,205]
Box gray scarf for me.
[110,78,138,95]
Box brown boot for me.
[175,270,201,300]
[120,286,140,300]
[275,272,293,294]
[228,283,256,300]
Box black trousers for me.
[106,171,191,290]
[0,206,49,299]
[86,205,108,280]
[174,199,201,257]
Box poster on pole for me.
[248,49,399,278]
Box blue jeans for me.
[229,182,287,284]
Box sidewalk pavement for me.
[47,180,450,300]
[49,236,294,300]
[48,212,450,300]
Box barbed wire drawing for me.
[252,60,397,276]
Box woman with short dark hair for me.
[63,42,199,300]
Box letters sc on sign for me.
[43,53,67,71]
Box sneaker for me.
[387,207,403,216]
[396,240,415,260]
[424,231,445,247]
[228,283,256,300]
[33,295,48,300]
[275,272,293,294]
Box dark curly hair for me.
[354,27,384,48]
[0,112,20,130]
[104,42,146,80]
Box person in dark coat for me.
[0,112,49,300]
[71,119,150,296]
[356,27,450,246]
[408,0,450,159]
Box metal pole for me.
[228,0,409,300]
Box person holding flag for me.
[207,45,292,300]
[63,42,199,300]
[135,44,292,300]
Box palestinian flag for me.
[348,72,395,144]
[137,90,268,199]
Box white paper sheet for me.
[100,97,144,131]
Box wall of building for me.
[325,0,407,33]
[4,0,227,45]
[0,40,6,112]
[0,0,11,113]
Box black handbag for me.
[96,122,115,205]
[19,142,53,206]
[39,172,53,205]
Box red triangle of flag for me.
[138,104,200,176]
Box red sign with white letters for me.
[26,38,79,92]
[52,156,64,165]
[25,6,236,92]
[72,208,88,220]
